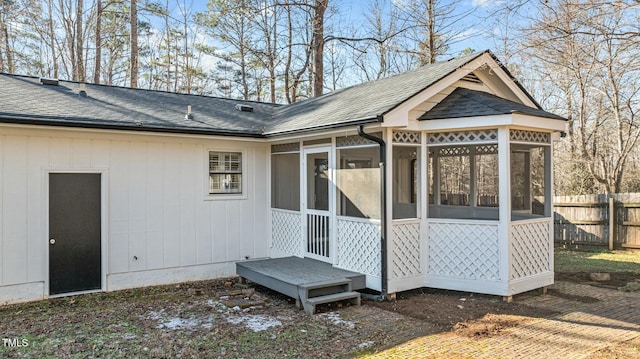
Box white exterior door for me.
[303,147,333,262]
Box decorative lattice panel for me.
[271,142,300,153]
[427,222,500,280]
[392,131,421,144]
[391,222,421,279]
[428,129,498,145]
[271,210,302,257]
[336,219,381,277]
[336,133,382,148]
[438,146,471,157]
[476,144,498,155]
[509,129,550,144]
[510,220,551,279]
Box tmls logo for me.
[2,338,29,347]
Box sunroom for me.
[254,51,568,303]
[268,88,566,300]
[388,126,557,298]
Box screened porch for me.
[267,126,556,297]
[388,128,555,296]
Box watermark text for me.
[2,338,29,347]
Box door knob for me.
[49,239,56,245]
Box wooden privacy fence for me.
[553,193,640,249]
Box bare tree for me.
[94,0,102,83]
[75,0,85,82]
[522,0,640,193]
[130,0,138,87]
[396,0,476,64]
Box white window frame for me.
[205,149,247,200]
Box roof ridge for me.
[0,72,281,107]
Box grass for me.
[555,248,640,273]
[1,249,638,358]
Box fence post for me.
[609,197,615,250]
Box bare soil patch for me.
[367,288,558,338]
[555,271,639,289]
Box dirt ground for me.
[367,288,558,338]
[367,271,639,340]
[1,271,638,358]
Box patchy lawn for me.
[1,249,638,358]
[555,248,640,272]
[555,248,640,288]
[0,280,436,359]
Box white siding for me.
[0,126,270,302]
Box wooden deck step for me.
[306,291,361,306]
[235,257,366,314]
[297,278,360,314]
[299,278,351,298]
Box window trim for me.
[205,148,248,200]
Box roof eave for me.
[263,116,382,137]
[0,116,266,138]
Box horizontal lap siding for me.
[0,127,269,288]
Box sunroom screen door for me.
[303,148,332,262]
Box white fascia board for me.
[382,55,493,128]
[480,53,539,108]
[417,114,513,131]
[0,122,266,143]
[511,113,568,132]
[266,123,382,143]
[417,113,567,133]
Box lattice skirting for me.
[271,210,303,257]
[510,220,551,280]
[391,222,421,279]
[427,222,500,280]
[336,218,381,277]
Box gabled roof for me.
[265,51,487,135]
[0,74,281,137]
[419,87,566,121]
[0,50,564,138]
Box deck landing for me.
[236,257,366,301]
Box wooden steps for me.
[297,278,361,314]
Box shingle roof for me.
[418,87,566,121]
[0,75,281,137]
[0,50,563,137]
[264,51,487,135]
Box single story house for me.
[0,50,566,305]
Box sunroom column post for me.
[544,145,553,216]
[497,127,511,285]
[469,146,477,208]
[421,132,428,279]
[546,143,554,274]
[524,151,531,211]
[384,128,394,295]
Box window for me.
[336,146,380,219]
[393,146,419,219]
[428,144,499,220]
[511,144,549,219]
[209,151,242,194]
[271,153,300,210]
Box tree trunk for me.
[94,0,102,84]
[48,0,58,78]
[0,18,5,72]
[2,16,14,73]
[427,0,436,64]
[76,0,85,82]
[311,0,327,97]
[130,0,138,88]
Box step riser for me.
[307,284,350,298]
[297,278,361,314]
